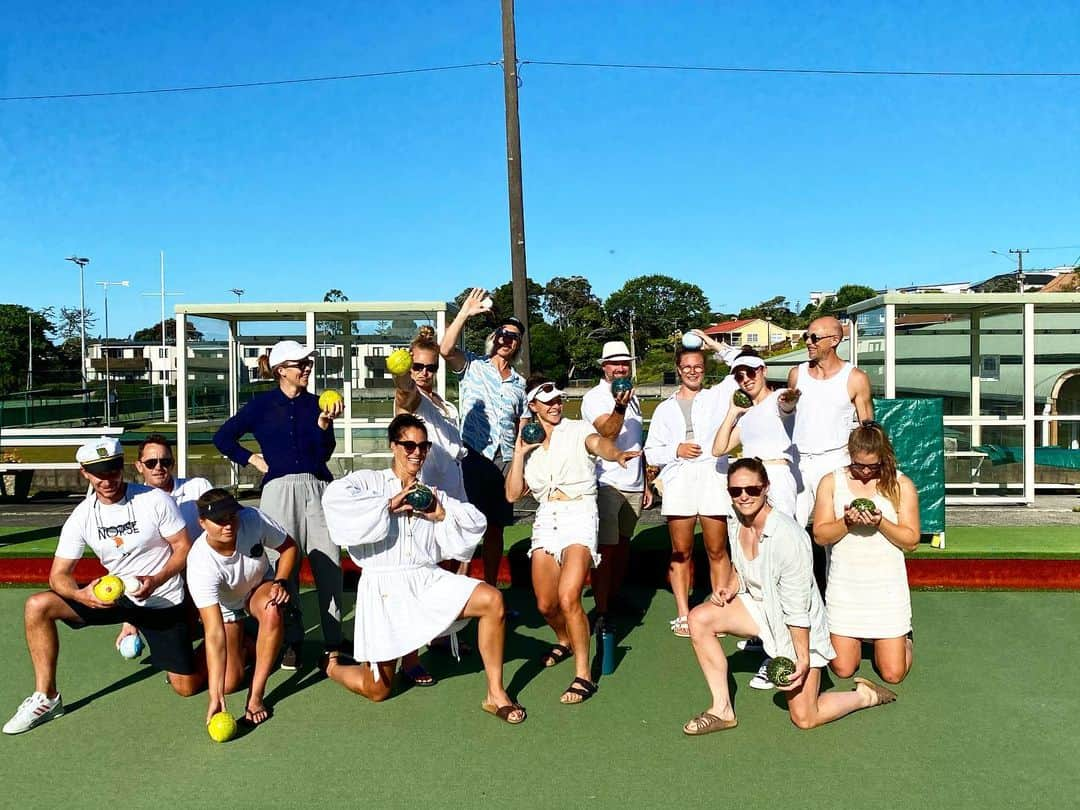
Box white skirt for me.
[529,498,600,567]
[352,565,480,664]
[739,594,831,669]
[660,461,730,517]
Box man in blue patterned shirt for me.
[441,288,527,585]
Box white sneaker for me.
[749,658,774,690]
[3,692,64,735]
[737,637,764,652]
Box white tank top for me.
[736,390,794,462]
[792,362,856,454]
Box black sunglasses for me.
[727,485,765,497]
[281,359,314,370]
[394,440,432,454]
[412,362,439,373]
[494,328,522,341]
[804,332,840,345]
[733,368,759,382]
[849,461,883,474]
[140,457,174,470]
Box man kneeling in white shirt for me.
[186,489,298,728]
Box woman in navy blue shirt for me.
[214,340,345,670]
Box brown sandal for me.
[482,702,527,724]
[683,711,738,736]
[540,644,572,668]
[854,677,897,707]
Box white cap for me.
[526,382,566,403]
[598,340,632,364]
[730,355,766,371]
[268,340,316,368]
[75,437,124,474]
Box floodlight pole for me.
[66,256,91,422]
[97,280,130,426]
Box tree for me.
[803,284,878,322]
[319,289,351,337]
[323,289,348,302]
[49,305,96,343]
[0,305,56,394]
[132,320,205,343]
[450,279,546,356]
[738,295,800,330]
[562,303,607,380]
[527,321,570,384]
[604,274,711,352]
[544,276,600,329]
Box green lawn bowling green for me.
[0,586,1077,806]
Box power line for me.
[520,59,1080,78]
[0,62,498,102]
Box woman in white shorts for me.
[186,489,298,728]
[712,348,802,519]
[812,422,919,684]
[506,377,639,705]
[643,341,738,637]
[682,458,897,735]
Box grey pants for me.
[260,473,343,647]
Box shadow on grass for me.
[64,665,162,715]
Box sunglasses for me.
[733,368,759,382]
[727,485,765,498]
[494,329,522,341]
[281,359,314,370]
[140,457,174,470]
[394,440,433,454]
[804,332,840,345]
[679,365,705,374]
[411,362,439,374]
[849,461,883,474]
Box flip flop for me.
[683,711,737,736]
[402,665,437,687]
[481,702,527,725]
[560,677,598,705]
[241,704,273,727]
[540,643,572,668]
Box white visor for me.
[731,355,766,371]
[527,383,566,403]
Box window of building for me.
[730,332,742,344]
[745,332,759,344]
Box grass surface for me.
[0,587,1076,807]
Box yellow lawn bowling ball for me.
[93,575,125,604]
[318,389,343,412]
[207,711,237,743]
[386,348,413,376]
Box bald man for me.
[788,316,873,527]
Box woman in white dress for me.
[682,458,897,735]
[320,414,525,724]
[812,422,919,684]
[505,377,639,705]
[712,348,801,519]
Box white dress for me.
[322,469,486,670]
[825,469,912,639]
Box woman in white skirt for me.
[683,458,897,735]
[321,414,525,724]
[643,338,737,637]
[712,348,802,518]
[812,422,919,684]
[505,377,639,705]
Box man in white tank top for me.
[787,316,874,527]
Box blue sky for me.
[3,1,1079,340]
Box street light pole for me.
[65,256,90,422]
[96,280,130,426]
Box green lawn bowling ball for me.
[207,711,237,743]
[611,377,633,396]
[522,422,545,444]
[404,485,434,511]
[766,656,797,687]
[850,498,877,514]
[733,390,753,408]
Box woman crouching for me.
[682,458,896,734]
[320,414,525,724]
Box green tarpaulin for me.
[873,398,945,534]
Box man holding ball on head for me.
[3,437,206,736]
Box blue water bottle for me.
[600,625,616,675]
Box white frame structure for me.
[173,301,447,478]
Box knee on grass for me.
[829,659,859,679]
[876,664,910,685]
[168,673,203,698]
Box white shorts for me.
[795,448,850,527]
[529,498,600,567]
[738,594,831,669]
[660,462,730,517]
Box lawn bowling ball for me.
[93,575,125,604]
[118,634,144,659]
[766,656,797,687]
[386,348,413,376]
[480,296,494,311]
[681,332,703,350]
[207,711,237,743]
[521,422,545,444]
[611,377,633,396]
[850,498,877,514]
[732,390,753,408]
[318,389,343,412]
[404,485,434,512]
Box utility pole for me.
[1009,248,1030,292]
[500,0,531,374]
[628,309,637,379]
[141,252,183,421]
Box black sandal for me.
[560,676,598,705]
[540,643,572,668]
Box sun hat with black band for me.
[75,437,125,476]
[598,340,632,364]
[198,492,243,522]
[526,382,566,404]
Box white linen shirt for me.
[523,419,599,502]
[580,380,644,491]
[643,376,738,483]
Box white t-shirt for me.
[186,507,289,612]
[56,484,188,608]
[167,476,213,541]
[580,380,644,491]
[523,419,598,502]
